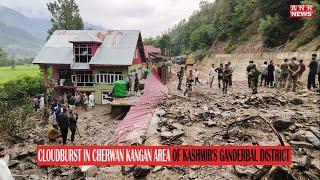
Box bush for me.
[0,76,44,101]
[258,14,288,48]
[0,102,34,141]
[191,48,212,61]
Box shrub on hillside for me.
[258,14,288,48]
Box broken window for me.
[74,44,93,63]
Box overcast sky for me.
[0,0,214,38]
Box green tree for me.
[258,14,287,48]
[47,0,84,40]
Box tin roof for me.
[33,30,144,67]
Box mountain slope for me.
[0,5,105,58]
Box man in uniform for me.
[215,63,224,89]
[246,61,254,88]
[184,70,194,97]
[287,57,301,92]
[279,59,289,88]
[250,64,261,94]
[177,66,184,90]
[222,64,231,94]
[227,62,233,87]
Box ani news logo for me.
[290,5,314,18]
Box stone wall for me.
[201,51,319,81]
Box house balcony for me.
[46,79,75,89]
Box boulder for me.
[12,175,26,180]
[7,160,19,169]
[294,156,311,170]
[309,127,320,139]
[290,98,304,105]
[81,165,98,177]
[189,171,198,179]
[33,138,45,145]
[290,141,314,149]
[16,151,29,160]
[133,166,151,178]
[272,118,293,131]
[29,175,40,180]
[305,131,320,149]
[152,166,164,173]
[160,130,185,140]
[268,166,295,180]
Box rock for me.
[303,171,319,180]
[121,166,135,175]
[272,118,293,131]
[152,166,164,173]
[294,156,311,170]
[12,175,26,180]
[234,166,257,176]
[290,141,314,149]
[49,168,63,176]
[61,168,83,179]
[33,138,45,145]
[189,171,198,179]
[203,120,217,127]
[289,131,307,141]
[155,109,166,117]
[100,166,120,173]
[309,127,320,139]
[311,159,320,174]
[10,152,18,160]
[133,166,151,178]
[16,151,29,160]
[7,160,19,169]
[305,131,320,149]
[268,166,295,180]
[29,175,40,180]
[160,130,185,140]
[81,165,98,177]
[290,98,304,105]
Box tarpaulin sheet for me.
[110,69,168,144]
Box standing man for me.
[134,73,139,93]
[274,64,282,88]
[184,70,194,97]
[280,59,289,88]
[287,57,301,92]
[250,64,261,94]
[177,66,184,91]
[0,147,14,180]
[194,68,201,85]
[246,61,254,88]
[267,60,275,87]
[209,64,215,88]
[68,110,78,143]
[215,63,224,89]
[260,61,268,86]
[307,54,318,90]
[298,59,306,87]
[57,109,69,145]
[88,92,95,109]
[222,64,231,94]
[227,62,233,87]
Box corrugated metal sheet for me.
[110,69,168,145]
[33,30,140,66]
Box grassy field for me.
[0,64,40,84]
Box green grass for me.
[0,64,40,84]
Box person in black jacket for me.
[68,110,78,143]
[267,60,275,87]
[57,109,69,144]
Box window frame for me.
[96,71,124,84]
[74,44,93,63]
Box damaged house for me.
[33,30,146,104]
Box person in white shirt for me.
[260,61,268,86]
[0,147,14,180]
[209,64,215,88]
[88,93,95,108]
[194,69,201,85]
[274,64,282,88]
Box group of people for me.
[127,72,140,93]
[177,53,319,95]
[177,62,234,96]
[48,103,78,145]
[247,53,319,93]
[32,95,45,111]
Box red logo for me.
[290,5,314,18]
